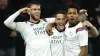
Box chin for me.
[35,17,40,19]
[59,28,65,32]
[59,27,65,30]
[69,22,75,25]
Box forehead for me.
[56,14,65,17]
[30,4,40,8]
[68,8,77,12]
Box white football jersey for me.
[45,18,55,23]
[4,11,52,56]
[15,20,51,56]
[50,27,65,56]
[64,22,88,56]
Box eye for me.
[62,18,65,20]
[32,9,37,11]
[67,12,71,14]
[38,9,40,11]
[57,18,60,20]
[73,12,77,14]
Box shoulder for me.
[45,17,56,23]
[16,22,28,25]
[76,26,88,33]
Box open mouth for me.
[58,23,65,27]
[35,14,39,16]
[69,17,75,22]
[70,17,74,20]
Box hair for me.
[66,4,80,14]
[54,10,66,17]
[27,1,40,8]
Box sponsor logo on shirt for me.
[33,27,46,35]
[51,36,63,43]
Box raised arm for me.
[4,11,20,30]
[4,7,30,30]
[83,21,99,37]
[79,9,99,38]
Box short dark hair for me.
[66,4,80,14]
[55,10,66,17]
[27,1,40,8]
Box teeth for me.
[59,24,64,26]
[35,14,39,16]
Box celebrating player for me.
[4,1,51,56]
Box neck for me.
[29,17,40,24]
[69,21,79,28]
[55,26,65,32]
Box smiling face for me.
[67,8,79,26]
[29,4,41,21]
[54,13,66,32]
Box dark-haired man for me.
[49,11,66,56]
[45,5,98,38]
[4,1,51,56]
[64,4,88,56]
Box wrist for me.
[18,9,22,13]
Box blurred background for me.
[0,0,100,56]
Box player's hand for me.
[79,9,88,16]
[18,7,30,13]
[82,21,93,29]
[46,24,53,36]
[10,31,17,37]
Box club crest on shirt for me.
[69,31,73,36]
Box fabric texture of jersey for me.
[45,18,55,23]
[50,27,65,56]
[4,11,52,56]
[16,20,51,56]
[64,22,88,56]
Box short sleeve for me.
[77,30,88,46]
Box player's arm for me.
[88,25,99,38]
[77,28,88,56]
[79,46,88,56]
[83,21,99,38]
[79,9,99,38]
[4,11,20,30]
[44,18,55,23]
[4,7,30,30]
[46,23,54,36]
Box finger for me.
[46,30,52,36]
[85,12,88,16]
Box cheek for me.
[74,15,79,18]
[75,16,79,21]
[39,11,41,13]
[66,16,70,20]
[30,12,35,15]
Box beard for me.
[30,14,40,21]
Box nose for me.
[59,19,64,23]
[70,14,74,18]
[36,10,40,14]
